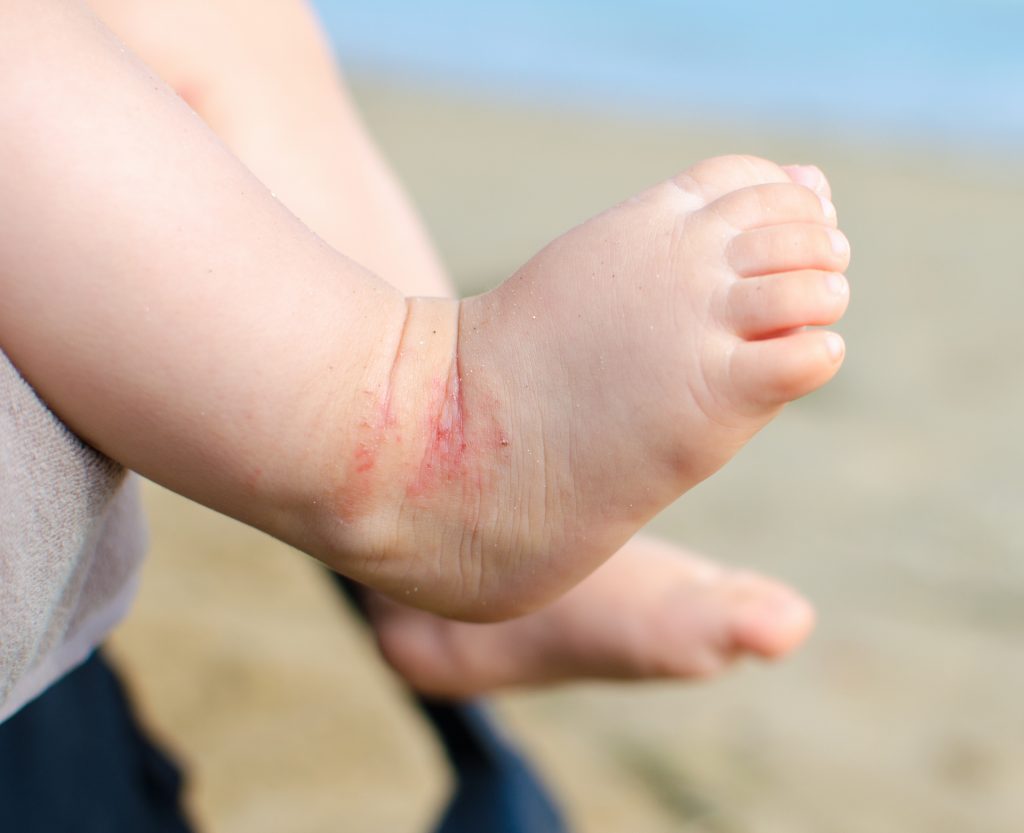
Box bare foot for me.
[366,535,815,698]
[329,155,849,619]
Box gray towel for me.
[0,349,146,722]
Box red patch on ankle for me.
[354,444,376,473]
[335,343,508,523]
[408,357,469,498]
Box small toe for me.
[706,182,836,231]
[730,329,845,406]
[727,270,849,338]
[727,223,850,277]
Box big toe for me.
[673,154,792,204]
[727,575,817,659]
[646,566,816,678]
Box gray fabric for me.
[0,348,146,722]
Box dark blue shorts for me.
[0,651,195,833]
[1,582,569,833]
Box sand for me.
[107,82,1024,833]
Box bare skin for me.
[0,0,847,645]
[86,0,822,689]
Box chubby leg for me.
[88,0,450,297]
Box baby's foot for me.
[366,535,815,698]
[333,155,848,619]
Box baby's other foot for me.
[368,535,815,697]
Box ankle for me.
[308,296,500,612]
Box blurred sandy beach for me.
[108,81,1024,833]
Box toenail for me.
[825,273,848,296]
[827,228,849,256]
[784,163,824,191]
[819,194,837,222]
[825,332,845,361]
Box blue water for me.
[312,0,1024,152]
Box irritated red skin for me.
[335,347,510,532]
[407,357,468,498]
[354,444,376,474]
[348,384,400,475]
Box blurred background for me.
[107,1,1024,831]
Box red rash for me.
[408,359,469,498]
[343,351,507,512]
[354,444,375,473]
